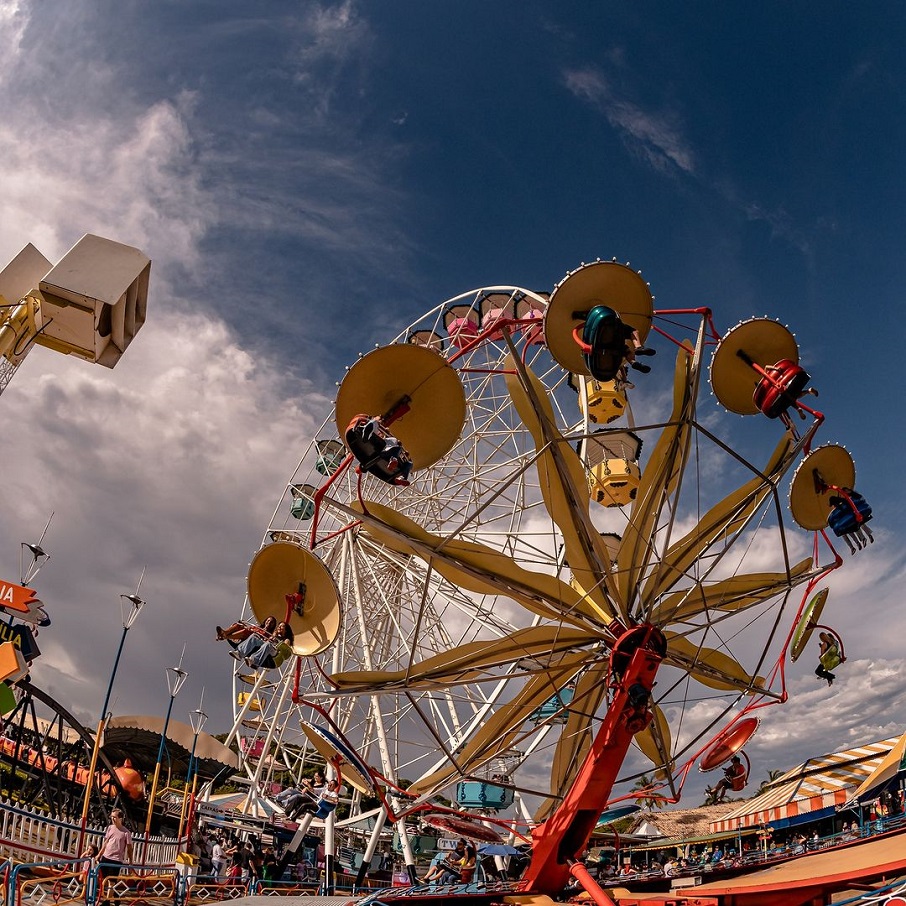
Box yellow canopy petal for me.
[650,557,815,625]
[350,500,598,629]
[532,659,611,823]
[641,434,796,607]
[617,344,695,607]
[330,626,599,692]
[664,632,765,694]
[504,355,624,623]
[408,652,588,797]
[634,704,673,780]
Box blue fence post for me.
[86,864,98,906]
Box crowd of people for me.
[588,805,906,888]
[185,830,283,885]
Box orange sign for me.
[0,579,39,614]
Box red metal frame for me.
[520,626,664,895]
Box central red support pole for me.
[521,631,663,895]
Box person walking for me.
[98,809,133,906]
[211,836,226,879]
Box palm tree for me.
[631,773,663,809]
[759,769,784,792]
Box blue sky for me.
[0,1,905,803]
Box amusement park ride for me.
[0,239,883,902]
[216,259,876,904]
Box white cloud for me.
[563,67,696,176]
[0,308,328,728]
[0,1,321,730]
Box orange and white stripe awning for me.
[709,736,898,833]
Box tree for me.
[759,769,784,792]
[631,773,663,809]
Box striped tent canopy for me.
[842,732,906,808]
[709,736,899,833]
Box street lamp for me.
[177,690,207,846]
[100,581,147,724]
[143,650,189,860]
[78,574,147,853]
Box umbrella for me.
[478,843,523,856]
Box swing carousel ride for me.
[220,259,873,901]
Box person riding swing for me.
[706,755,746,802]
[572,305,655,383]
[345,414,413,486]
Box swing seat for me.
[753,359,810,418]
[345,415,413,485]
[580,306,634,382]
[820,648,842,671]
[729,774,748,792]
[313,799,338,819]
[828,494,872,536]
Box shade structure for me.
[247,541,342,656]
[710,318,799,416]
[842,731,906,808]
[421,812,503,843]
[101,715,239,784]
[596,803,641,825]
[334,343,466,470]
[544,260,653,377]
[700,718,759,772]
[709,736,899,833]
[789,445,856,531]
[790,588,829,662]
[478,843,523,856]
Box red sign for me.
[0,579,39,614]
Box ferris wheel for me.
[220,259,862,891]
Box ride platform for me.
[608,826,906,905]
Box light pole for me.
[177,690,207,847]
[143,649,188,863]
[101,581,147,723]
[78,576,147,853]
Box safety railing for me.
[0,799,180,869]
[11,860,179,906]
[248,879,321,898]
[13,859,85,906]
[181,876,249,904]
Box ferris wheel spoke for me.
[407,652,588,797]
[330,625,599,692]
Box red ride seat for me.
[753,359,810,419]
